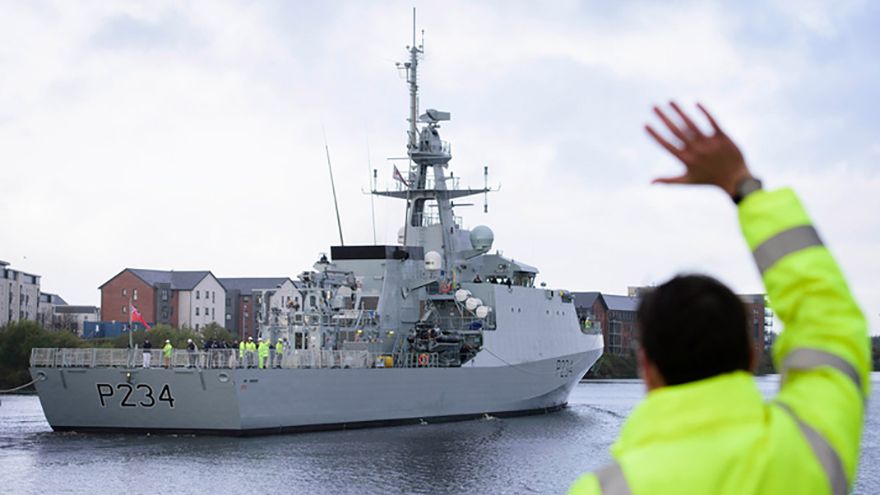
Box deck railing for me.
[29,348,446,370]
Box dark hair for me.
[637,274,752,386]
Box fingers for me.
[652,175,691,185]
[653,106,688,143]
[645,124,684,160]
[696,102,722,134]
[669,101,705,139]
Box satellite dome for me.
[424,251,442,271]
[454,289,471,302]
[469,225,494,253]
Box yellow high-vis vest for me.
[569,188,869,495]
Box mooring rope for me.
[0,375,43,394]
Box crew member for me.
[238,339,245,368]
[569,103,869,494]
[257,337,269,369]
[246,337,257,368]
[275,338,285,368]
[142,338,153,368]
[186,338,197,368]
[163,339,173,368]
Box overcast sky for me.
[1,1,877,334]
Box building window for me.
[196,324,200,331]
[196,290,200,300]
[122,305,128,314]
[122,288,127,296]
[211,307,215,318]
[226,314,231,320]
[212,291,215,303]
[133,289,138,301]
[243,296,250,303]
[161,289,168,301]
[196,307,200,316]
[205,307,209,318]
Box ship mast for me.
[374,11,490,277]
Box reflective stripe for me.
[782,348,863,395]
[777,403,848,495]
[595,461,632,495]
[753,225,823,274]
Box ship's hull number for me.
[96,383,176,408]
[556,359,574,378]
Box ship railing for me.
[395,352,440,368]
[31,347,446,370]
[281,349,372,369]
[433,315,496,331]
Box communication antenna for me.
[322,127,345,246]
[366,131,377,244]
[484,166,489,213]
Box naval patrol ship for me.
[28,28,604,435]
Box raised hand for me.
[646,102,751,197]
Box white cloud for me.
[0,0,877,334]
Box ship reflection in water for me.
[2,375,878,495]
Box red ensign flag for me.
[130,304,152,330]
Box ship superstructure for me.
[28,22,604,435]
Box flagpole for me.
[128,294,133,350]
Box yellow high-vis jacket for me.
[569,188,869,495]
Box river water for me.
[1,374,878,494]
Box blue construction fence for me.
[82,321,150,340]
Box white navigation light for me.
[454,289,471,302]
[424,251,442,271]
[475,305,491,319]
[470,225,494,254]
[465,297,483,311]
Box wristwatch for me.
[732,176,763,204]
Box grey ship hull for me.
[29,349,600,435]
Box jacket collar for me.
[612,371,765,455]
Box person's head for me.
[636,274,754,390]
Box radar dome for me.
[424,251,442,271]
[470,225,494,253]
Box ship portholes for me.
[218,373,230,383]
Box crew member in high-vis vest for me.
[238,339,246,368]
[275,338,284,369]
[257,337,269,369]
[569,102,869,495]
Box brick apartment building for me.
[574,288,770,357]
[99,268,225,331]
[219,278,300,340]
[1,260,41,326]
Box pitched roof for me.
[40,292,68,305]
[218,277,293,295]
[55,305,98,314]
[572,291,603,309]
[604,294,640,312]
[124,268,213,290]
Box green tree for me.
[201,323,235,346]
[0,321,84,390]
[111,324,201,349]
